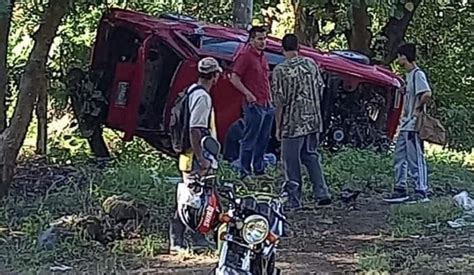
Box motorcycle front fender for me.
[217,240,252,275]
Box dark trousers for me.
[281,132,330,202]
[223,119,244,162]
[239,103,274,175]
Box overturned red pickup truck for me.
[67,8,404,158]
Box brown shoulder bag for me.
[413,69,448,146]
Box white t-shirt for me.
[188,83,212,129]
[399,67,431,131]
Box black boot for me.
[169,212,187,254]
[188,231,215,251]
[282,181,301,210]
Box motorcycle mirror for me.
[201,136,220,157]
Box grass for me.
[1,136,474,272]
[0,138,181,272]
[388,197,463,237]
[356,245,392,273]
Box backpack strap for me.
[411,68,419,91]
[186,84,206,96]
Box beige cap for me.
[198,57,223,74]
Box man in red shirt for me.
[230,26,274,179]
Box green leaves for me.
[0,0,10,17]
[405,1,474,151]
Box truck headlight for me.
[241,215,269,245]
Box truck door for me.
[105,35,153,141]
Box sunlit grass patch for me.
[388,197,463,237]
[356,245,392,273]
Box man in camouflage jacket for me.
[271,34,331,209]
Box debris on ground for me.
[37,195,149,250]
[49,264,73,272]
[340,185,362,210]
[453,191,474,211]
[12,159,82,198]
[37,226,74,250]
[448,191,474,229]
[102,194,149,223]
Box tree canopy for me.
[0,0,472,194]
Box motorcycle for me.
[180,136,289,275]
[215,182,289,275]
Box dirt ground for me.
[127,193,474,274]
[129,195,395,274]
[4,159,473,274]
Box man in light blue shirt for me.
[383,43,432,204]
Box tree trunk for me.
[373,1,422,65]
[232,0,253,29]
[348,1,372,56]
[35,81,47,155]
[0,0,14,133]
[0,0,71,197]
[293,0,320,47]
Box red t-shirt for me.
[232,45,271,106]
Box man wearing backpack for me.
[383,43,432,204]
[169,57,222,253]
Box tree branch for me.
[372,0,422,65]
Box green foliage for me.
[323,148,393,192]
[356,245,392,273]
[405,1,474,151]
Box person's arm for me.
[274,106,283,141]
[314,61,325,99]
[230,74,256,103]
[230,52,256,103]
[413,71,432,116]
[190,128,208,167]
[309,60,324,132]
[271,66,284,140]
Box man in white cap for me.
[169,57,223,253]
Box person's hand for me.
[400,84,407,95]
[245,93,257,103]
[198,157,211,170]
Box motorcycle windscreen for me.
[105,36,152,141]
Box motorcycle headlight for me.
[241,215,269,245]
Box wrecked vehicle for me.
[67,8,404,158]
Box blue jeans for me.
[239,103,274,176]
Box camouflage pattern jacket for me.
[271,56,324,138]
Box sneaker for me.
[406,191,431,204]
[382,188,409,203]
[317,198,332,206]
[169,244,188,254]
